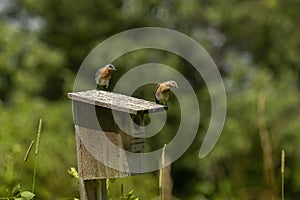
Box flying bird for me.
[155,80,178,109]
[95,64,116,90]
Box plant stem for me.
[281,150,285,200]
[257,91,277,197]
[24,140,35,162]
[159,144,166,200]
[32,119,43,193]
[32,157,37,193]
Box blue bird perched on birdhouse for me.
[155,80,178,109]
[95,64,116,90]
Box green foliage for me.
[0,183,35,200]
[67,167,79,180]
[107,175,158,199]
[0,119,39,200]
[0,100,77,199]
[19,191,35,200]
[120,190,139,200]
[1,0,300,199]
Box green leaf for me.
[128,190,134,195]
[67,167,79,179]
[20,191,35,200]
[12,183,21,196]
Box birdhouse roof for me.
[68,90,166,115]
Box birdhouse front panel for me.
[68,90,165,179]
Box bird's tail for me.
[155,97,168,110]
[164,104,168,110]
[155,97,160,104]
[96,84,104,90]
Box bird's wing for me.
[155,83,171,96]
[161,87,170,93]
[159,82,170,93]
[154,83,161,95]
[95,68,101,79]
[154,83,161,102]
[100,67,111,79]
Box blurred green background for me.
[1,0,300,199]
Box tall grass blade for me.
[159,144,166,200]
[35,119,43,155]
[32,119,43,193]
[281,150,285,200]
[24,140,35,162]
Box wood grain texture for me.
[75,126,131,179]
[69,90,166,199]
[68,90,165,114]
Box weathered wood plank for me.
[73,101,117,131]
[70,90,166,199]
[75,126,131,179]
[68,90,165,114]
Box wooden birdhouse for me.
[68,90,165,200]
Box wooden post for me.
[68,90,165,200]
